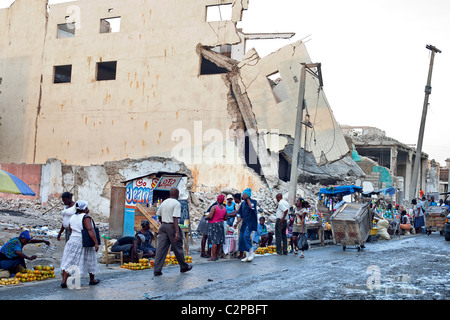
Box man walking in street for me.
[237,188,258,262]
[275,193,290,255]
[153,187,192,276]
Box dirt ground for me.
[0,198,110,270]
[0,198,204,271]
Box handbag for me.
[81,214,101,247]
[298,233,309,251]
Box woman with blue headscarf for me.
[237,188,258,262]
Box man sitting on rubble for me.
[0,230,50,274]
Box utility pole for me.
[409,44,441,202]
[288,63,323,205]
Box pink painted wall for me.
[0,163,41,199]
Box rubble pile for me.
[0,198,109,247]
[188,182,325,231]
[0,181,328,241]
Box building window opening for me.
[57,23,75,38]
[100,17,121,33]
[54,65,72,84]
[96,61,117,81]
[267,72,288,103]
[206,4,233,22]
[200,56,228,75]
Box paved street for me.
[1,233,448,301]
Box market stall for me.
[289,202,333,247]
[314,185,365,245]
[120,172,192,255]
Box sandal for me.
[207,257,218,261]
[300,254,304,258]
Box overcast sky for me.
[1,0,449,165]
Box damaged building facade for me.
[341,125,440,203]
[0,0,365,217]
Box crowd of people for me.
[1,185,448,289]
[196,190,313,263]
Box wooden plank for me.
[109,186,126,238]
[135,203,160,232]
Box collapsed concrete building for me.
[341,125,440,204]
[0,0,366,218]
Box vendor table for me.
[305,223,334,246]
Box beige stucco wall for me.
[0,0,48,163]
[0,0,264,191]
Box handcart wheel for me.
[342,246,346,251]
[357,246,361,252]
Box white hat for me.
[226,194,234,200]
[75,200,88,211]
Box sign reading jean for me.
[123,177,158,236]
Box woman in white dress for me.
[57,192,76,242]
[60,200,100,288]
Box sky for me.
[1,0,449,165]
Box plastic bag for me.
[298,234,309,251]
[377,219,390,240]
[223,236,236,254]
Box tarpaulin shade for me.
[319,185,363,199]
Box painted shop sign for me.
[123,176,158,236]
[123,174,186,236]
[154,175,183,191]
[125,177,158,208]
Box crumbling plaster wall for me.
[41,157,195,218]
[237,42,350,165]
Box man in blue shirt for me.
[237,188,258,262]
[0,230,50,273]
[252,216,273,247]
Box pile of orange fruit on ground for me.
[122,258,151,270]
[15,265,55,283]
[0,277,20,286]
[120,255,193,269]
[255,245,277,254]
[164,254,192,265]
[165,254,178,265]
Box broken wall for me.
[1,157,195,218]
[237,42,350,165]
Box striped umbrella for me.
[0,169,36,196]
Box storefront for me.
[121,172,189,237]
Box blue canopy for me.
[319,185,363,199]
[362,187,396,197]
